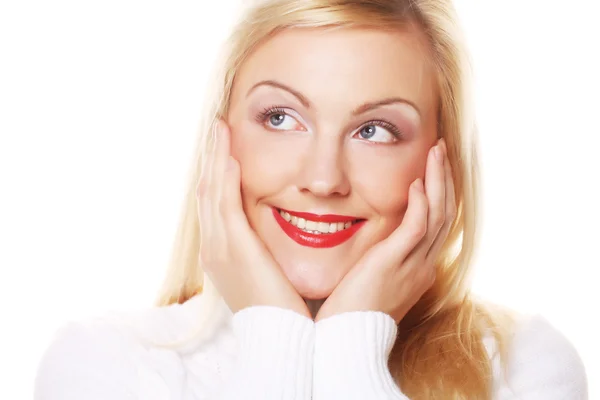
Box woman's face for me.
[227,26,439,300]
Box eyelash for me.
[255,105,405,140]
[255,106,287,123]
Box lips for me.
[272,207,365,248]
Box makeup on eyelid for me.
[249,101,417,142]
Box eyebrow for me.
[247,79,421,118]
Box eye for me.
[354,120,403,143]
[256,106,304,131]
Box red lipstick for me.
[272,208,365,248]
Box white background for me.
[1,1,598,398]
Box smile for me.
[272,207,365,248]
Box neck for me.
[305,298,326,320]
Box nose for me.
[297,136,350,197]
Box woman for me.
[35,0,588,399]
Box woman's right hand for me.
[196,119,311,318]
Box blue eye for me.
[256,106,301,131]
[354,121,403,143]
[267,112,298,130]
[255,106,404,143]
[359,125,378,139]
[269,113,285,126]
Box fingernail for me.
[227,156,235,171]
[433,145,444,164]
[413,178,424,193]
[433,146,440,163]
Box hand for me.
[196,120,310,318]
[315,138,456,324]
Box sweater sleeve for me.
[34,306,315,400]
[313,311,409,400]
[492,315,588,399]
[216,306,315,399]
[312,311,588,400]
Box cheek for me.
[229,120,306,203]
[348,146,427,219]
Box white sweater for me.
[34,294,588,399]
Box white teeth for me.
[305,220,316,231]
[297,217,306,229]
[279,209,358,234]
[317,222,329,233]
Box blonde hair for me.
[157,0,516,398]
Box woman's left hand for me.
[315,139,456,324]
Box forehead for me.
[233,26,438,118]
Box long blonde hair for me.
[157,1,516,398]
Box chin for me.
[282,262,344,300]
[294,282,334,300]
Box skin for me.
[227,26,439,299]
[196,25,456,322]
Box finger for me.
[197,177,212,255]
[197,122,220,267]
[376,178,429,264]
[196,121,220,230]
[440,139,457,223]
[198,120,226,265]
[411,140,446,259]
[197,120,219,196]
[211,120,230,210]
[222,155,248,227]
[215,124,252,239]
[210,120,232,249]
[427,139,457,261]
[214,122,243,218]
